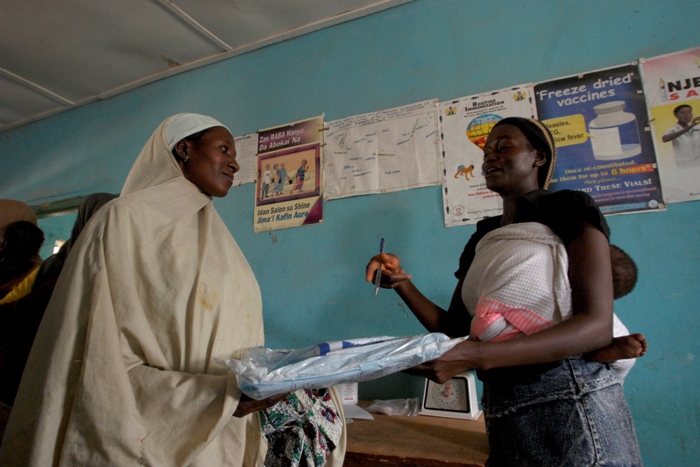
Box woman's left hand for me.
[404,340,480,384]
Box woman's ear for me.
[174,140,190,162]
[534,150,547,167]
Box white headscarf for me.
[165,113,230,150]
[121,113,229,196]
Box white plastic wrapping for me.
[217,333,468,400]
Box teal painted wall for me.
[3,1,699,465]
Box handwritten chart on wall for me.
[324,99,440,200]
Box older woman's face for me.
[482,124,543,195]
[179,127,239,197]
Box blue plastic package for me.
[216,333,468,400]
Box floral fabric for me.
[261,389,342,467]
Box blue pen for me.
[374,238,385,295]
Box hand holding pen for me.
[365,240,412,292]
[374,238,385,295]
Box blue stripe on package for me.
[216,333,468,400]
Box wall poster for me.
[439,85,537,226]
[640,46,700,204]
[324,99,440,200]
[254,116,325,233]
[535,63,664,215]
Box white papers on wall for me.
[233,133,258,186]
[324,99,440,200]
[439,85,537,226]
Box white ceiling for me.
[0,0,411,133]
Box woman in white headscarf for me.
[0,114,345,466]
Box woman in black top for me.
[366,118,642,466]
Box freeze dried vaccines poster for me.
[439,85,537,226]
[324,100,440,200]
[254,116,324,233]
[535,64,664,215]
[640,46,700,203]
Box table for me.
[345,410,489,466]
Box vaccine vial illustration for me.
[588,101,642,160]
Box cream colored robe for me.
[0,118,348,466]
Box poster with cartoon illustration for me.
[640,46,700,204]
[535,63,664,215]
[439,85,537,227]
[254,116,324,233]
[324,99,440,200]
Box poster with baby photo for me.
[254,116,324,233]
[640,46,700,204]
[439,84,537,227]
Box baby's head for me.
[610,244,638,300]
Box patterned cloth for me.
[261,389,342,467]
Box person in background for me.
[0,221,44,305]
[662,104,700,167]
[0,201,43,440]
[0,201,42,303]
[36,193,118,290]
[0,194,118,411]
[367,117,642,466]
[0,113,345,466]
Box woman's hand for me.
[365,252,470,336]
[365,252,412,289]
[233,392,290,417]
[404,340,482,384]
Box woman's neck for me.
[500,187,542,226]
[500,195,519,226]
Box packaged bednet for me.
[217,333,468,400]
